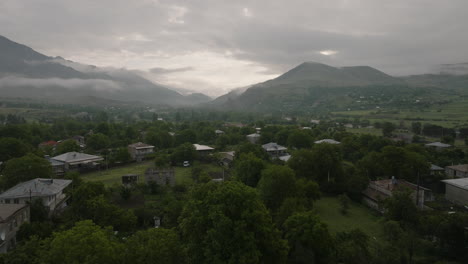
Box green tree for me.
[110,147,131,164]
[287,149,315,179]
[335,229,371,264]
[258,165,297,211]
[123,228,185,264]
[78,195,137,232]
[338,194,351,215]
[2,154,53,189]
[42,220,122,264]
[284,211,335,264]
[309,143,344,188]
[382,122,396,137]
[1,236,49,264]
[234,153,265,187]
[236,143,270,161]
[171,143,197,164]
[55,139,80,155]
[0,137,30,162]
[287,130,312,149]
[179,181,288,264]
[383,188,419,226]
[154,154,171,168]
[86,133,110,152]
[411,122,422,135]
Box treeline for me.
[1,117,468,263]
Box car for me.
[183,161,190,167]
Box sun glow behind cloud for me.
[319,50,338,56]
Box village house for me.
[50,152,103,173]
[430,164,445,176]
[72,135,86,148]
[215,130,225,136]
[262,142,288,158]
[445,164,468,178]
[128,142,155,162]
[246,133,261,144]
[0,203,30,253]
[219,151,235,167]
[145,167,175,186]
[362,177,434,211]
[441,178,468,205]
[38,140,59,152]
[194,144,214,156]
[0,178,72,214]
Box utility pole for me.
[416,171,420,208]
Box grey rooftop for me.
[0,178,72,199]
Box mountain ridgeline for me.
[0,35,211,106]
[210,62,468,113]
[1,35,468,112]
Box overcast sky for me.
[1,0,468,96]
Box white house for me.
[0,178,72,213]
[128,142,155,162]
[51,152,103,172]
[262,142,288,158]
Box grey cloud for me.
[1,0,468,93]
[0,76,122,91]
[149,67,195,74]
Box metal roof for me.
[51,152,103,165]
[262,142,287,152]
[446,164,468,173]
[0,178,72,199]
[314,139,341,144]
[425,142,451,148]
[128,142,154,149]
[193,144,214,151]
[430,164,444,171]
[442,178,468,191]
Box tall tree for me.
[42,220,122,264]
[234,153,265,187]
[0,137,30,162]
[258,165,297,211]
[55,139,80,155]
[123,228,185,264]
[179,181,288,264]
[2,154,53,189]
[283,211,335,264]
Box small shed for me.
[122,174,139,186]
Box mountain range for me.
[1,35,467,112]
[0,35,211,106]
[209,61,468,113]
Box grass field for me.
[314,196,384,241]
[81,161,153,186]
[81,161,222,186]
[333,99,468,128]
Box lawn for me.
[81,161,152,186]
[314,196,384,241]
[81,161,222,186]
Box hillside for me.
[0,35,211,106]
[210,62,457,113]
